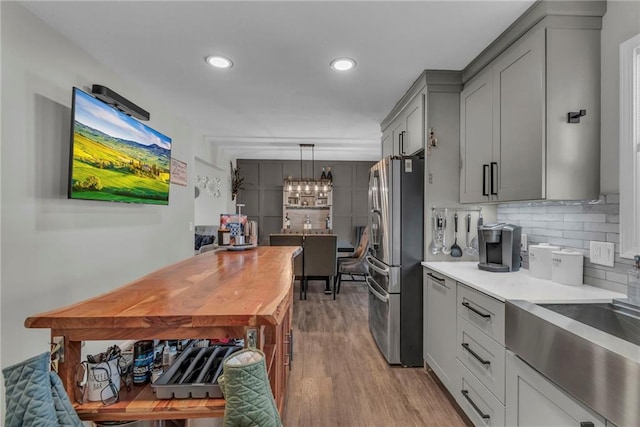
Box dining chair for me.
[302,234,338,300]
[335,227,369,295]
[269,234,304,299]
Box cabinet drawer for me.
[457,316,506,403]
[455,359,505,427]
[457,284,505,345]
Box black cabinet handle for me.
[427,273,445,283]
[490,162,498,196]
[482,164,489,196]
[461,389,490,419]
[461,301,491,319]
[461,343,491,365]
[399,131,406,154]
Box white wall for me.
[600,0,640,193]
[194,139,235,225]
[0,1,198,385]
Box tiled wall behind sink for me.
[497,194,633,294]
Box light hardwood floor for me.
[282,279,472,427]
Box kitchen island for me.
[25,246,301,422]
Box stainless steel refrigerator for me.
[366,156,424,366]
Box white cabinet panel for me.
[506,351,605,427]
[424,269,457,391]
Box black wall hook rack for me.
[567,109,586,123]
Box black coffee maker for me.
[477,223,522,272]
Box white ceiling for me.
[20,0,535,161]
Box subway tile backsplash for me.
[497,194,633,294]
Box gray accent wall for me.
[237,159,374,246]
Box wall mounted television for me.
[68,87,171,205]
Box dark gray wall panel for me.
[260,162,284,188]
[260,216,283,245]
[238,189,260,216]
[332,187,352,215]
[356,163,371,188]
[240,162,260,189]
[332,216,352,243]
[262,189,282,216]
[352,189,369,216]
[283,162,300,180]
[237,159,375,244]
[330,162,353,187]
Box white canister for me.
[551,250,584,285]
[528,244,561,280]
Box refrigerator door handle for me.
[367,276,389,303]
[366,255,390,276]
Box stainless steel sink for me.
[540,299,640,346]
[506,299,640,427]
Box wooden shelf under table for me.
[75,383,226,421]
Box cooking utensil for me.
[470,211,482,252]
[441,209,451,255]
[451,213,462,257]
[465,212,478,256]
[428,210,440,255]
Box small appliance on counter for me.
[528,243,561,279]
[551,250,584,285]
[478,223,522,272]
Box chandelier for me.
[284,144,332,195]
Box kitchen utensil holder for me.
[152,343,243,399]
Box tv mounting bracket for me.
[91,84,150,121]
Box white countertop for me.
[421,261,625,303]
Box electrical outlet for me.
[590,241,615,267]
[521,234,528,252]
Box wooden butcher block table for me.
[25,246,300,421]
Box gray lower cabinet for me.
[506,350,606,427]
[423,269,457,390]
[424,269,612,427]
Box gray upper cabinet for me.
[492,27,545,202]
[390,119,405,157]
[381,127,392,159]
[382,71,462,160]
[460,68,494,203]
[459,4,603,203]
[403,94,424,156]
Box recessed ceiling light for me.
[205,55,233,69]
[330,58,356,71]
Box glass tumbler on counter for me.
[628,255,640,305]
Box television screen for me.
[68,87,171,205]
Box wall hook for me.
[567,109,586,123]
